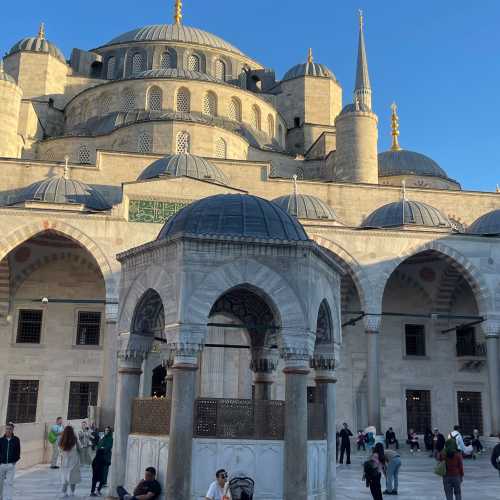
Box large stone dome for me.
[282,61,336,82]
[378,149,449,180]
[105,24,244,56]
[138,153,229,185]
[157,194,309,242]
[272,194,337,220]
[467,209,500,236]
[361,200,451,229]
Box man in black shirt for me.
[385,427,399,449]
[339,422,353,464]
[0,422,21,500]
[117,467,162,500]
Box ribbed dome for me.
[361,200,451,229]
[132,68,219,83]
[378,150,449,180]
[272,194,337,220]
[467,209,500,236]
[339,102,371,116]
[157,194,309,242]
[283,62,335,82]
[106,24,244,56]
[138,153,229,185]
[9,36,65,63]
[10,177,110,211]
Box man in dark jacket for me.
[339,422,353,464]
[0,423,21,500]
[491,434,500,477]
[432,428,446,459]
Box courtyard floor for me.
[8,450,500,499]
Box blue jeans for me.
[386,456,401,492]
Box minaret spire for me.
[307,48,313,64]
[354,9,372,110]
[38,22,46,40]
[390,102,402,151]
[174,0,183,25]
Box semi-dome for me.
[361,200,451,229]
[157,194,309,242]
[105,24,244,56]
[272,194,337,220]
[8,24,65,64]
[138,153,229,185]
[10,176,110,211]
[467,209,500,236]
[132,68,219,83]
[378,150,449,180]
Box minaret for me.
[354,9,372,110]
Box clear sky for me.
[1,0,499,192]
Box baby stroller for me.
[229,476,255,500]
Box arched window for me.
[77,145,91,164]
[137,132,153,153]
[100,94,112,115]
[132,52,145,74]
[215,59,226,81]
[187,54,200,72]
[215,137,227,159]
[147,86,162,111]
[202,92,217,117]
[176,131,190,154]
[121,90,136,112]
[228,97,241,121]
[176,88,190,113]
[251,105,261,130]
[160,51,172,69]
[106,57,116,80]
[267,114,275,137]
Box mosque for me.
[0,1,500,498]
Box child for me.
[357,431,366,451]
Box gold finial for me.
[390,102,402,151]
[292,174,298,197]
[38,22,46,40]
[358,9,364,30]
[307,48,314,64]
[174,0,183,25]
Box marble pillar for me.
[483,320,500,435]
[364,315,381,432]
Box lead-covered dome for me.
[467,209,500,236]
[8,24,65,64]
[158,194,309,241]
[282,61,336,82]
[132,68,219,83]
[361,200,451,229]
[105,24,244,56]
[272,194,337,220]
[138,153,229,185]
[378,150,449,180]
[10,176,110,211]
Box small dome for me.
[10,177,110,211]
[339,102,371,116]
[9,25,65,64]
[158,194,309,242]
[378,149,450,180]
[361,200,451,229]
[105,24,244,56]
[138,153,229,185]
[132,68,219,83]
[272,194,337,220]
[283,62,335,82]
[467,209,500,236]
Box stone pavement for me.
[8,451,500,499]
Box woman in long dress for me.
[59,426,81,498]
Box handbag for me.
[434,460,446,477]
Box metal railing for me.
[456,341,487,357]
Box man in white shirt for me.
[206,469,231,500]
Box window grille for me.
[228,98,241,121]
[187,54,200,72]
[267,114,275,137]
[160,51,172,69]
[132,52,145,74]
[215,138,227,159]
[6,380,39,424]
[405,324,426,356]
[100,94,112,115]
[148,86,162,111]
[457,391,483,435]
[16,309,42,343]
[251,105,261,130]
[137,132,153,153]
[202,92,217,116]
[406,389,431,434]
[78,145,91,164]
[106,57,116,80]
[176,88,190,113]
[121,90,136,112]
[76,311,102,346]
[176,131,190,154]
[67,382,98,420]
[215,59,226,80]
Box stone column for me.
[483,319,500,435]
[109,350,143,493]
[313,358,337,500]
[283,351,310,500]
[364,314,382,432]
[165,344,201,500]
[250,348,278,400]
[160,347,175,399]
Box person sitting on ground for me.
[407,429,420,452]
[385,427,399,449]
[471,429,483,454]
[491,434,500,477]
[206,469,231,500]
[117,467,162,500]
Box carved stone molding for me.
[481,318,500,338]
[363,314,381,334]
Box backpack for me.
[363,459,379,485]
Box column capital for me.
[117,332,149,365]
[170,342,203,368]
[281,346,310,373]
[311,356,336,383]
[250,347,279,374]
[482,318,500,338]
[363,314,381,334]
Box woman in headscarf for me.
[59,426,81,498]
[440,438,464,500]
[90,427,113,496]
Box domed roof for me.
[106,24,244,56]
[361,200,451,229]
[157,194,309,242]
[339,102,371,116]
[378,149,449,180]
[282,61,336,82]
[8,25,65,63]
[272,194,337,220]
[132,68,219,83]
[138,153,229,185]
[10,176,110,211]
[467,209,500,236]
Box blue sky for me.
[1,0,499,192]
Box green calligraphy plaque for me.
[129,199,189,224]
